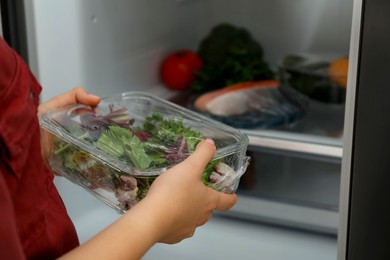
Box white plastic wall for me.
[199,0,354,64]
[25,0,202,101]
[24,0,353,102]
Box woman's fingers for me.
[178,138,237,211]
[52,87,100,108]
[181,139,216,178]
[72,87,100,106]
[196,211,214,227]
[38,87,100,115]
[214,192,238,211]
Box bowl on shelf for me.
[40,91,250,213]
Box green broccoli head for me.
[198,23,264,65]
[192,23,274,93]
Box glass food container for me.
[40,91,250,213]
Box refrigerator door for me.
[338,0,390,259]
[0,2,2,35]
[0,0,28,60]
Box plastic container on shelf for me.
[280,54,348,104]
[39,91,250,214]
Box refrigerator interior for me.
[23,0,355,258]
[24,0,353,102]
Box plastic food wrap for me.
[39,92,250,213]
[191,80,309,129]
[280,54,348,103]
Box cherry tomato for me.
[160,49,202,91]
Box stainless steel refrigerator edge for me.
[337,0,362,258]
[0,3,2,35]
[339,0,390,259]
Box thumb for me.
[182,139,216,178]
[73,87,100,106]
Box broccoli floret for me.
[192,23,274,93]
[198,23,264,65]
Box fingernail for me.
[88,93,100,99]
[205,138,215,146]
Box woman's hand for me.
[59,139,238,260]
[39,87,100,165]
[138,138,238,244]
[38,87,100,117]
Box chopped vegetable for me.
[210,162,237,193]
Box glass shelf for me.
[243,100,344,158]
[168,91,345,158]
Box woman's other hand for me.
[38,87,100,165]
[38,87,100,117]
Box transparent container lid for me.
[40,91,249,176]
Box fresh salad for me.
[50,104,237,211]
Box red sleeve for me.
[0,165,25,260]
[0,36,79,259]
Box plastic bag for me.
[191,81,309,129]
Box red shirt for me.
[0,38,79,259]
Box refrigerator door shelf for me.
[224,195,338,235]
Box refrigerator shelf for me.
[245,133,342,158]
[169,92,345,158]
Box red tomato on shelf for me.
[160,49,202,91]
